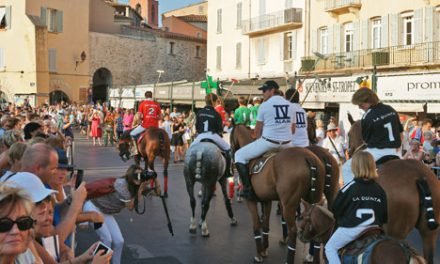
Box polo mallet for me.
[161,195,174,236]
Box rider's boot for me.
[131,137,139,156]
[235,162,253,199]
[223,150,233,178]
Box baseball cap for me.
[258,80,279,91]
[56,148,74,169]
[327,123,338,131]
[5,172,57,203]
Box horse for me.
[297,203,426,264]
[230,124,325,263]
[346,115,440,264]
[183,141,237,237]
[117,127,171,197]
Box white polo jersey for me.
[290,103,309,147]
[257,95,295,142]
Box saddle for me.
[249,149,280,175]
[375,155,399,167]
[339,226,385,263]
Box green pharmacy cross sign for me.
[201,75,218,94]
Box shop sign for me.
[299,76,359,103]
[377,74,440,100]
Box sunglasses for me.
[0,216,36,233]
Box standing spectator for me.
[315,119,325,147]
[411,118,433,144]
[234,96,251,127]
[160,114,172,140]
[103,110,115,147]
[286,88,309,147]
[403,139,423,161]
[214,99,226,128]
[169,107,180,120]
[422,130,434,154]
[323,123,347,167]
[114,110,124,140]
[307,111,317,145]
[249,97,262,129]
[91,111,102,146]
[171,117,185,163]
[123,109,134,132]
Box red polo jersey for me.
[138,99,161,128]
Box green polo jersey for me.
[249,104,260,127]
[234,106,251,126]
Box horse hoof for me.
[278,237,288,246]
[253,256,263,263]
[260,250,268,258]
[230,218,238,226]
[202,232,210,237]
[189,228,196,234]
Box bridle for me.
[302,204,335,242]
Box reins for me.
[352,142,367,157]
[304,204,335,242]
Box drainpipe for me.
[247,0,252,79]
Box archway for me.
[49,90,69,105]
[92,68,112,104]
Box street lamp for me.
[154,70,164,100]
[300,51,328,106]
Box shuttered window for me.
[236,42,242,69]
[48,48,57,72]
[0,6,11,30]
[371,19,381,49]
[320,28,328,54]
[403,16,413,45]
[344,23,354,52]
[257,38,266,64]
[217,9,222,33]
[236,3,242,28]
[43,8,63,33]
[195,45,201,58]
[216,46,222,70]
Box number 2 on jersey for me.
[383,122,395,142]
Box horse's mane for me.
[315,205,334,220]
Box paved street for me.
[73,134,440,264]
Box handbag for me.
[85,178,117,200]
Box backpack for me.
[85,178,117,200]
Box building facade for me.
[300,0,440,128]
[207,0,305,81]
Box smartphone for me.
[75,169,84,189]
[93,242,112,256]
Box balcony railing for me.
[242,8,302,36]
[325,0,361,14]
[301,41,440,72]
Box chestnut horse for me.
[230,124,325,263]
[347,116,440,264]
[297,203,426,264]
[117,127,171,196]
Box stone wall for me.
[89,28,206,89]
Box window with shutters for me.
[48,48,57,72]
[319,27,328,54]
[216,46,222,70]
[284,32,293,60]
[45,8,63,33]
[257,38,267,64]
[236,3,242,28]
[195,46,201,58]
[169,42,175,55]
[371,18,381,49]
[401,12,413,45]
[0,6,10,30]
[217,9,222,33]
[0,48,4,68]
[236,42,242,69]
[344,22,354,52]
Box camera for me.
[135,170,157,181]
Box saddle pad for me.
[251,153,277,174]
[137,133,145,145]
[341,239,381,264]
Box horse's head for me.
[347,119,364,158]
[230,124,254,153]
[298,202,335,244]
[117,131,132,161]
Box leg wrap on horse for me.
[306,157,319,203]
[286,240,296,264]
[325,161,332,192]
[262,227,269,249]
[281,217,288,239]
[254,230,264,253]
[416,179,440,230]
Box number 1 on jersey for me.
[203,120,209,132]
[383,122,395,142]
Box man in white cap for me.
[322,123,347,167]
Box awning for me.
[301,102,325,109]
[387,103,424,113]
[427,103,440,113]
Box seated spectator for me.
[423,150,436,169]
[403,139,423,162]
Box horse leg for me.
[245,200,264,263]
[200,183,214,237]
[218,176,237,226]
[418,228,438,264]
[162,157,169,198]
[282,198,301,264]
[185,177,197,234]
[261,201,272,258]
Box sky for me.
[120,0,204,25]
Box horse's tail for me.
[195,151,203,180]
[305,157,319,203]
[416,178,439,230]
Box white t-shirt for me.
[290,103,309,147]
[316,128,325,147]
[257,95,295,142]
[323,135,346,162]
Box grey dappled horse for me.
[183,141,237,237]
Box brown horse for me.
[118,127,171,196]
[230,124,325,263]
[297,203,426,264]
[347,116,440,264]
